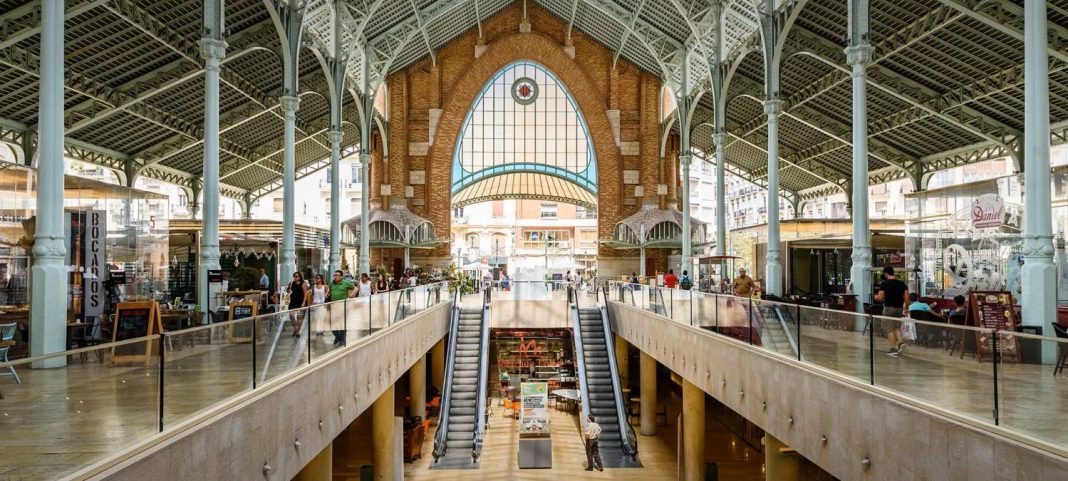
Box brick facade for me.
[368,3,665,266]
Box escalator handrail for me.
[569,286,593,428]
[432,288,463,460]
[599,293,638,458]
[472,288,491,460]
[773,304,802,361]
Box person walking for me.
[358,273,373,297]
[732,268,755,297]
[679,270,693,290]
[311,274,328,336]
[583,414,604,471]
[329,270,356,346]
[287,272,309,337]
[375,274,388,294]
[664,269,678,289]
[875,265,909,356]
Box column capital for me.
[31,234,66,260]
[763,98,783,116]
[1022,234,1056,258]
[360,152,372,165]
[280,95,300,116]
[844,44,874,66]
[712,132,728,146]
[198,38,227,65]
[328,129,343,145]
[680,153,692,166]
[851,245,872,264]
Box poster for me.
[520,382,549,429]
[84,210,105,319]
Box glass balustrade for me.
[0,282,449,480]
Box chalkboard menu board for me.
[226,301,259,343]
[110,301,162,365]
[969,291,1020,362]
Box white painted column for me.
[29,0,67,364]
[846,44,874,313]
[764,99,783,296]
[197,10,225,314]
[1022,0,1056,333]
[280,95,300,283]
[359,152,371,275]
[714,132,727,255]
[329,130,342,273]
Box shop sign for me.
[84,210,105,319]
[207,269,223,283]
[971,194,1005,229]
[520,382,549,426]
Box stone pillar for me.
[847,0,874,314]
[764,433,801,481]
[329,130,342,273]
[29,0,67,364]
[410,355,427,419]
[197,1,225,315]
[294,442,332,481]
[615,334,629,389]
[280,95,300,283]
[714,132,727,256]
[639,351,657,435]
[372,384,395,481]
[431,337,446,392]
[1022,0,1057,333]
[764,99,783,296]
[682,379,705,481]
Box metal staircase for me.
[571,288,640,468]
[432,290,490,468]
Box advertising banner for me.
[520,382,549,426]
[84,210,106,319]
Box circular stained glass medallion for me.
[511,77,539,105]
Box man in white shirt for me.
[583,414,604,471]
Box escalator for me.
[756,303,801,360]
[571,288,640,468]
[432,290,490,468]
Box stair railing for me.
[432,288,463,461]
[569,286,593,428]
[472,287,491,461]
[599,288,638,459]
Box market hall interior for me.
[2,0,1068,480]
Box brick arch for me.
[426,31,622,256]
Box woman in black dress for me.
[288,272,308,336]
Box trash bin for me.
[1019,325,1043,364]
[360,465,373,481]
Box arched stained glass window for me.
[452,62,597,202]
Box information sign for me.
[520,382,549,429]
[968,290,1020,362]
[110,301,163,365]
[226,301,259,343]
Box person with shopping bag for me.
[875,266,909,356]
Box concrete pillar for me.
[615,335,629,389]
[764,433,801,481]
[639,351,657,435]
[280,95,300,283]
[196,0,224,316]
[764,98,783,296]
[1022,0,1057,334]
[372,384,395,481]
[410,355,427,419]
[847,0,874,314]
[294,442,332,481]
[29,0,67,364]
[682,379,705,481]
[431,337,446,392]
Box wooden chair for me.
[1053,323,1068,376]
[502,398,519,419]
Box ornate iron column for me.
[847,0,874,313]
[197,0,225,314]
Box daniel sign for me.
[971,194,1005,229]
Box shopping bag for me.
[901,320,918,342]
